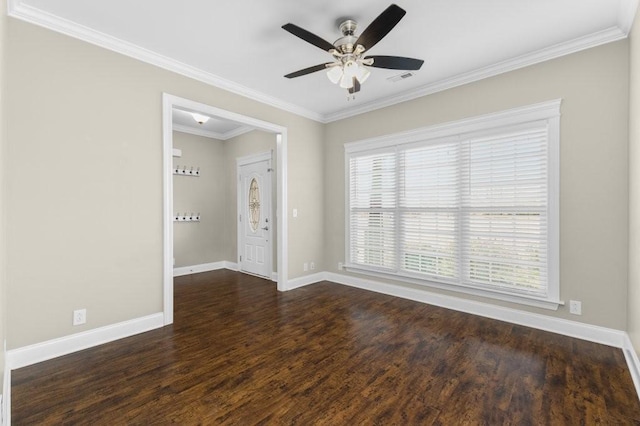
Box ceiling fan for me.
[282,4,424,96]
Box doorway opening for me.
[162,93,288,325]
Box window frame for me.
[344,100,561,310]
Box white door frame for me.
[237,151,273,279]
[162,93,288,325]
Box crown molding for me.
[619,0,639,34]
[7,0,324,123]
[324,26,627,122]
[8,0,638,124]
[173,123,252,140]
[222,125,254,140]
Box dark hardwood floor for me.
[12,269,640,424]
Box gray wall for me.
[324,40,630,330]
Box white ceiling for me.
[10,0,638,122]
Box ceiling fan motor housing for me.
[335,20,358,53]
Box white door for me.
[238,155,271,278]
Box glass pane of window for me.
[350,211,395,269]
[464,211,547,294]
[400,211,458,279]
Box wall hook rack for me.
[173,212,201,222]
[173,165,200,176]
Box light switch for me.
[293,208,298,218]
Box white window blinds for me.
[346,101,560,307]
[460,127,548,297]
[349,151,396,269]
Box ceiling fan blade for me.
[348,77,361,94]
[282,23,335,52]
[355,4,406,51]
[365,55,424,70]
[284,63,332,79]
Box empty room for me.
[2,0,640,424]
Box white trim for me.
[8,0,637,124]
[276,133,288,291]
[173,123,253,141]
[173,261,229,277]
[2,363,9,426]
[323,27,625,122]
[6,1,323,123]
[343,265,562,310]
[623,334,640,400]
[324,272,625,348]
[236,151,272,167]
[6,313,164,370]
[345,99,562,153]
[271,272,278,282]
[163,94,288,322]
[619,0,640,35]
[287,272,326,290]
[223,126,255,141]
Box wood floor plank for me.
[11,270,640,424]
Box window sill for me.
[344,264,563,311]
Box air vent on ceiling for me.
[387,72,414,82]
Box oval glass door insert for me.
[249,178,260,232]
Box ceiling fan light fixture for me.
[356,66,371,84]
[342,60,358,79]
[190,112,210,125]
[339,74,354,89]
[327,65,343,84]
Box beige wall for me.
[629,9,640,354]
[172,131,227,267]
[0,0,7,377]
[325,40,630,330]
[6,19,325,349]
[224,130,278,272]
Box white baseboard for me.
[623,334,640,399]
[6,313,164,370]
[323,272,627,348]
[286,272,327,290]
[173,261,239,277]
[2,361,9,426]
[271,272,278,282]
[173,261,224,277]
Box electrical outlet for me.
[73,309,87,325]
[303,262,308,272]
[310,262,315,270]
[338,262,343,270]
[569,300,582,315]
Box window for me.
[345,100,560,309]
